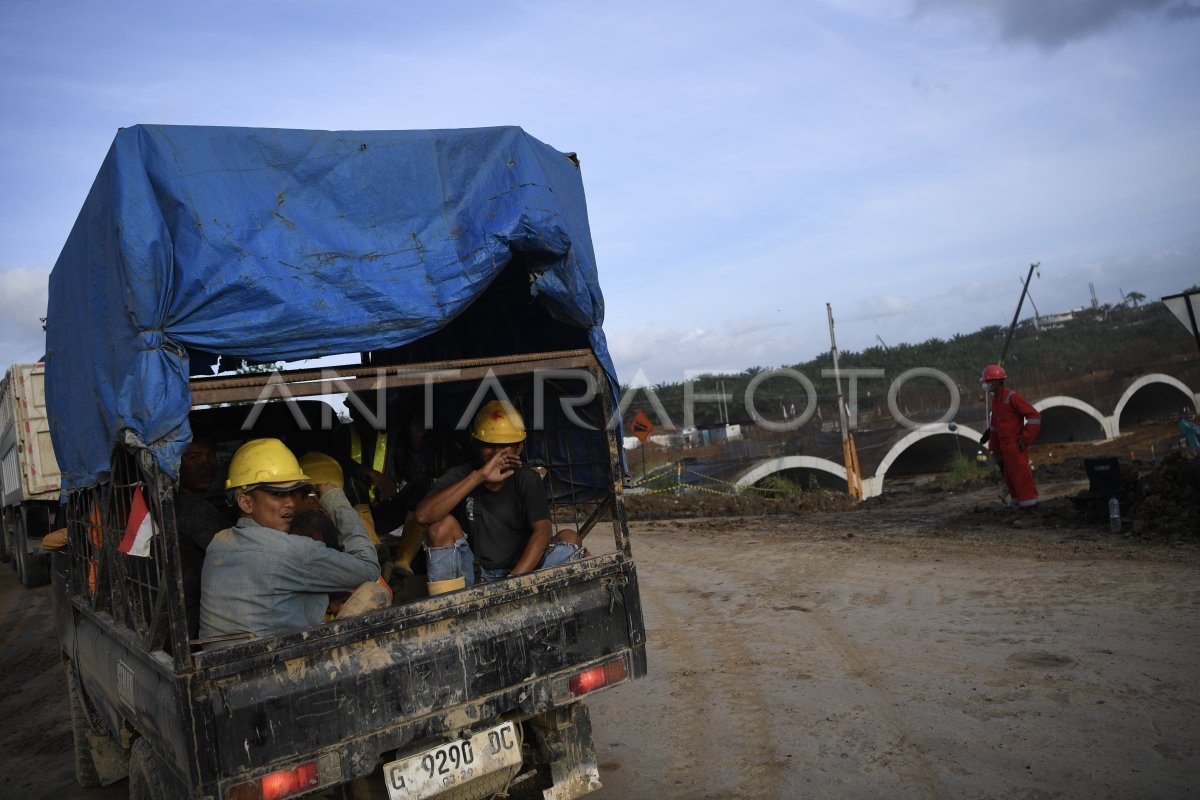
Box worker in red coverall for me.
[981,364,1041,508]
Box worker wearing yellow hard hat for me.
[298,451,382,544]
[199,438,383,644]
[414,400,586,596]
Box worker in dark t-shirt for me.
[414,401,584,595]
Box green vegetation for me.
[753,473,822,498]
[622,295,1200,431]
[940,454,984,489]
[634,466,681,494]
[754,475,804,499]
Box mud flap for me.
[528,703,602,800]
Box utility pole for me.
[986,263,1039,447]
[1022,276,1042,329]
[827,303,863,501]
[1000,263,1038,367]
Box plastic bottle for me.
[1109,496,1122,533]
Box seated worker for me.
[296,451,392,617]
[175,430,228,640]
[414,400,584,595]
[335,398,404,531]
[199,438,381,645]
[299,451,379,543]
[386,399,443,577]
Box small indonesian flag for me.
[118,486,157,558]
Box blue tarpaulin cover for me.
[46,125,616,491]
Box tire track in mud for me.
[799,604,951,799]
[622,543,791,800]
[0,572,128,799]
[747,537,954,800]
[0,569,44,652]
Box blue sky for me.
[2,0,1198,384]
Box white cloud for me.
[845,295,915,322]
[606,316,814,385]
[0,267,49,366]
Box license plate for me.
[383,720,522,800]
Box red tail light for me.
[229,760,318,800]
[568,658,628,696]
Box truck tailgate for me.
[194,554,645,784]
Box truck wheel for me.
[14,512,49,588]
[13,514,26,584]
[0,507,12,563]
[129,739,171,800]
[67,665,103,787]
[64,661,129,786]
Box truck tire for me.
[0,507,12,564]
[64,661,129,786]
[14,512,50,588]
[129,739,171,800]
[67,665,103,787]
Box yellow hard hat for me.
[472,400,526,444]
[298,451,344,488]
[225,438,311,490]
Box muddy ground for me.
[584,437,1200,800]
[1,435,1197,799]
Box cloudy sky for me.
[2,0,1197,384]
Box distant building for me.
[1037,309,1081,330]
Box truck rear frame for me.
[54,351,645,800]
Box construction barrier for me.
[627,461,800,497]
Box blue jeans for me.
[425,536,477,586]
[425,538,583,585]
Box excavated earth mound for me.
[624,488,855,520]
[1129,452,1200,536]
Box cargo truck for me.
[1,361,60,587]
[46,125,645,800]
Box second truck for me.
[1,361,60,588]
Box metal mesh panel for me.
[517,370,617,541]
[63,447,174,652]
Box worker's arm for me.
[507,468,554,577]
[509,519,553,576]
[274,487,381,593]
[1013,393,1042,447]
[414,451,511,525]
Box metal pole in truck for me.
[826,303,862,501]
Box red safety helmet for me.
[980,364,1007,382]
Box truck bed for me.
[64,551,645,797]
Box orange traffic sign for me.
[630,410,655,442]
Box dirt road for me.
[587,480,1200,800]
[2,478,1198,799]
